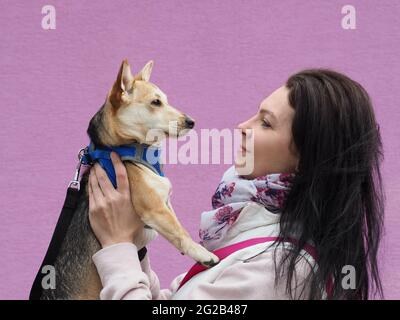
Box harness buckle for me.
[67,147,89,190]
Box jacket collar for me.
[215,203,314,260]
[213,202,281,250]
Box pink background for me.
[0,0,399,299]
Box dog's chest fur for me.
[134,163,172,205]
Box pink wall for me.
[0,0,399,299]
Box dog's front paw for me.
[188,243,220,268]
[201,255,220,268]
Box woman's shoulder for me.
[222,242,315,299]
[173,241,315,299]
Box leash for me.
[176,237,334,299]
[29,147,148,300]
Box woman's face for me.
[235,85,299,179]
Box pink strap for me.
[177,236,333,298]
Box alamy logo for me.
[341,5,356,29]
[41,5,56,30]
[41,265,56,290]
[341,265,356,290]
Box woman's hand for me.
[88,151,144,248]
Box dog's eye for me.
[151,99,162,107]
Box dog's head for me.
[105,59,195,145]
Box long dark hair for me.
[273,69,385,299]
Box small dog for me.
[42,60,219,300]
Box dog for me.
[41,59,219,299]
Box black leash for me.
[29,148,147,300]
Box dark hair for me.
[273,68,385,299]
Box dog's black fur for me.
[41,111,107,299]
[41,170,102,299]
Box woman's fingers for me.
[93,162,116,197]
[88,173,96,211]
[89,167,104,204]
[110,152,130,193]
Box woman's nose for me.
[238,120,254,141]
[238,118,252,134]
[237,120,248,131]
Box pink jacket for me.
[92,202,318,299]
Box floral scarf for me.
[198,165,296,251]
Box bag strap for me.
[29,186,80,300]
[177,236,333,298]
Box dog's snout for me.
[184,116,195,129]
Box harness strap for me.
[81,141,164,189]
[176,236,333,299]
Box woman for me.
[88,69,385,299]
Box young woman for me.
[88,69,385,300]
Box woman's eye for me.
[151,99,162,106]
[261,119,271,128]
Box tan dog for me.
[41,59,219,299]
[87,59,219,268]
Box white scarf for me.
[198,165,295,251]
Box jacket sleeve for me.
[139,251,186,300]
[92,242,314,300]
[92,242,186,300]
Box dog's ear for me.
[134,60,154,82]
[109,59,134,108]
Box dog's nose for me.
[184,116,195,129]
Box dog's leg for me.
[126,164,219,268]
[140,203,219,268]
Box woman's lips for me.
[240,145,248,153]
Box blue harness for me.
[80,141,164,188]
